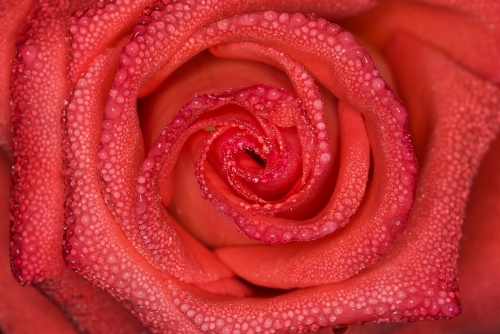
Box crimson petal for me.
[8,0,149,332]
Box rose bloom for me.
[0,0,499,333]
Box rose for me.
[1,1,499,334]
[0,0,496,332]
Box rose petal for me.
[341,0,500,83]
[347,119,500,334]
[68,0,153,81]
[0,151,78,334]
[0,0,33,151]
[8,1,149,331]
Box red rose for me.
[1,0,499,333]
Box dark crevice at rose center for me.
[236,276,295,298]
[245,149,266,168]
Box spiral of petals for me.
[5,0,500,332]
[58,0,425,331]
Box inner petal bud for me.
[136,84,338,246]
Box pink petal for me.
[0,0,33,151]
[341,28,500,334]
[341,0,500,83]
[0,152,78,334]
[8,1,149,331]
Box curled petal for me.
[8,0,151,332]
